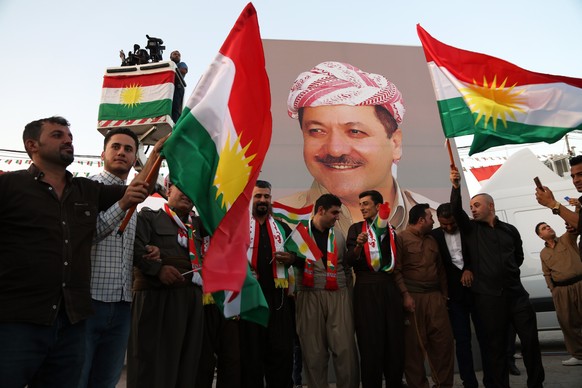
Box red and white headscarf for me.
[287,61,405,124]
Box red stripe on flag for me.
[201,3,272,294]
[102,70,175,88]
[295,223,323,259]
[417,25,582,89]
[272,201,313,215]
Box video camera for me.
[146,35,165,62]
[120,35,166,66]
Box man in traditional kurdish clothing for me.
[291,193,359,388]
[346,190,405,387]
[536,155,582,259]
[238,179,295,387]
[398,203,454,388]
[278,61,437,236]
[127,179,204,388]
[535,222,582,366]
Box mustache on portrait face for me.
[315,154,365,166]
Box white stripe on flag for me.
[100,83,174,105]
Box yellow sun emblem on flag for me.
[213,131,256,210]
[460,76,526,130]
[120,84,144,107]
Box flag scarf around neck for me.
[304,220,338,290]
[98,67,174,121]
[272,202,313,226]
[364,202,396,272]
[162,3,272,297]
[417,25,582,156]
[163,204,203,285]
[284,222,323,287]
[248,216,288,288]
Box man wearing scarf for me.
[127,179,204,387]
[239,180,295,387]
[291,194,359,388]
[278,61,438,237]
[346,190,405,388]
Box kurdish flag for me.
[212,265,269,327]
[272,202,313,225]
[284,222,322,263]
[417,25,582,156]
[163,3,272,294]
[98,68,174,120]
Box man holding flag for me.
[345,190,405,388]
[240,179,295,387]
[127,178,205,387]
[287,193,359,388]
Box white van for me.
[479,148,577,330]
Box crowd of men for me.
[2,60,582,388]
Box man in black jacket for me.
[450,168,544,388]
[431,203,491,388]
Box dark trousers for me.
[240,288,294,388]
[196,304,241,388]
[0,309,86,388]
[354,273,404,388]
[448,298,492,388]
[474,292,544,388]
[79,300,131,388]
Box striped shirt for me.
[90,171,136,302]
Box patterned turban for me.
[287,61,405,124]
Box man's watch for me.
[552,201,561,215]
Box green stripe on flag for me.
[98,99,172,121]
[436,97,476,138]
[470,119,576,155]
[163,107,226,233]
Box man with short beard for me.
[0,116,160,387]
[397,203,454,388]
[239,180,296,387]
[291,193,359,388]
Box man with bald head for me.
[449,168,544,388]
[278,61,436,236]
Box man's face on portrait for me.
[300,105,402,200]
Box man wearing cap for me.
[278,61,436,236]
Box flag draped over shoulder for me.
[417,24,582,156]
[162,3,272,297]
[272,202,313,225]
[98,69,174,121]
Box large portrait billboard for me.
[261,39,466,235]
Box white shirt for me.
[444,229,464,270]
